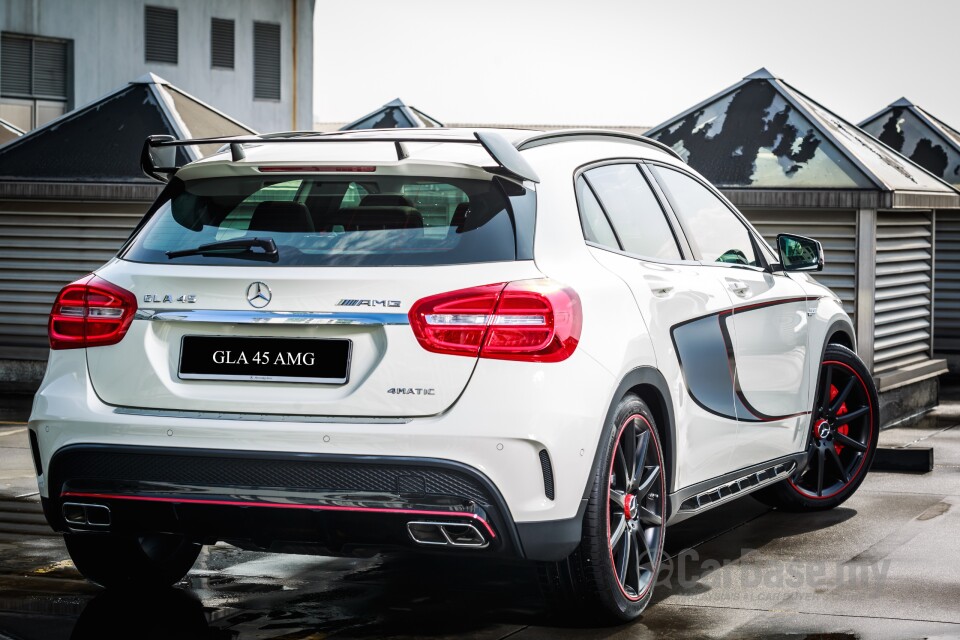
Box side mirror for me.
[140,134,179,182]
[776,233,824,272]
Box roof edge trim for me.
[515,129,683,160]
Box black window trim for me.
[578,174,624,251]
[643,160,774,272]
[572,158,691,265]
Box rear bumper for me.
[41,444,583,560]
[31,347,618,561]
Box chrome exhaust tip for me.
[407,521,488,548]
[62,502,111,528]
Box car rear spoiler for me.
[140,131,541,184]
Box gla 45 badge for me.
[143,294,197,303]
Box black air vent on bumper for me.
[538,449,555,500]
[29,430,43,476]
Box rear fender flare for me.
[583,366,677,501]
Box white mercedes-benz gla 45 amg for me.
[29,128,879,621]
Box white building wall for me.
[0,0,313,132]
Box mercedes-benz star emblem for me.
[817,421,831,440]
[246,282,272,308]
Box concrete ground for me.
[0,389,958,639]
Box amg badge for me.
[337,299,401,308]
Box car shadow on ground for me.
[66,498,859,638]
[652,502,858,608]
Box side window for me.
[575,176,619,249]
[651,166,759,266]
[584,164,682,261]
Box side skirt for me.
[666,452,807,525]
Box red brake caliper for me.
[829,384,849,454]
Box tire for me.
[753,344,879,512]
[539,394,667,623]
[64,532,202,589]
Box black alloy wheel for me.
[607,414,664,602]
[538,394,667,622]
[790,358,873,499]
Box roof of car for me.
[184,127,682,174]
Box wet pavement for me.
[1,394,959,639]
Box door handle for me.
[727,280,749,297]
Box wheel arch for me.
[801,319,860,456]
[825,320,856,352]
[593,367,677,497]
[519,366,678,563]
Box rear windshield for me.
[122,175,532,266]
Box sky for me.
[312,0,960,129]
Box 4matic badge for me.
[388,388,436,396]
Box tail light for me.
[408,279,581,362]
[49,275,138,350]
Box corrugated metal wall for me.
[740,209,858,322]
[0,200,146,356]
[873,211,934,374]
[935,210,960,355]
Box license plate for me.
[179,336,351,384]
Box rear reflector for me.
[408,279,581,362]
[49,275,138,350]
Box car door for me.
[647,164,815,469]
[574,162,740,489]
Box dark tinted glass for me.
[585,164,681,261]
[123,175,526,266]
[651,166,758,266]
[576,176,618,249]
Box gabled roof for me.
[860,98,960,186]
[340,98,444,131]
[645,69,955,194]
[0,73,256,183]
[0,117,23,146]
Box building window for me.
[145,6,178,64]
[0,32,71,130]
[211,18,235,69]
[253,22,281,100]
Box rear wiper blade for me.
[166,237,278,259]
